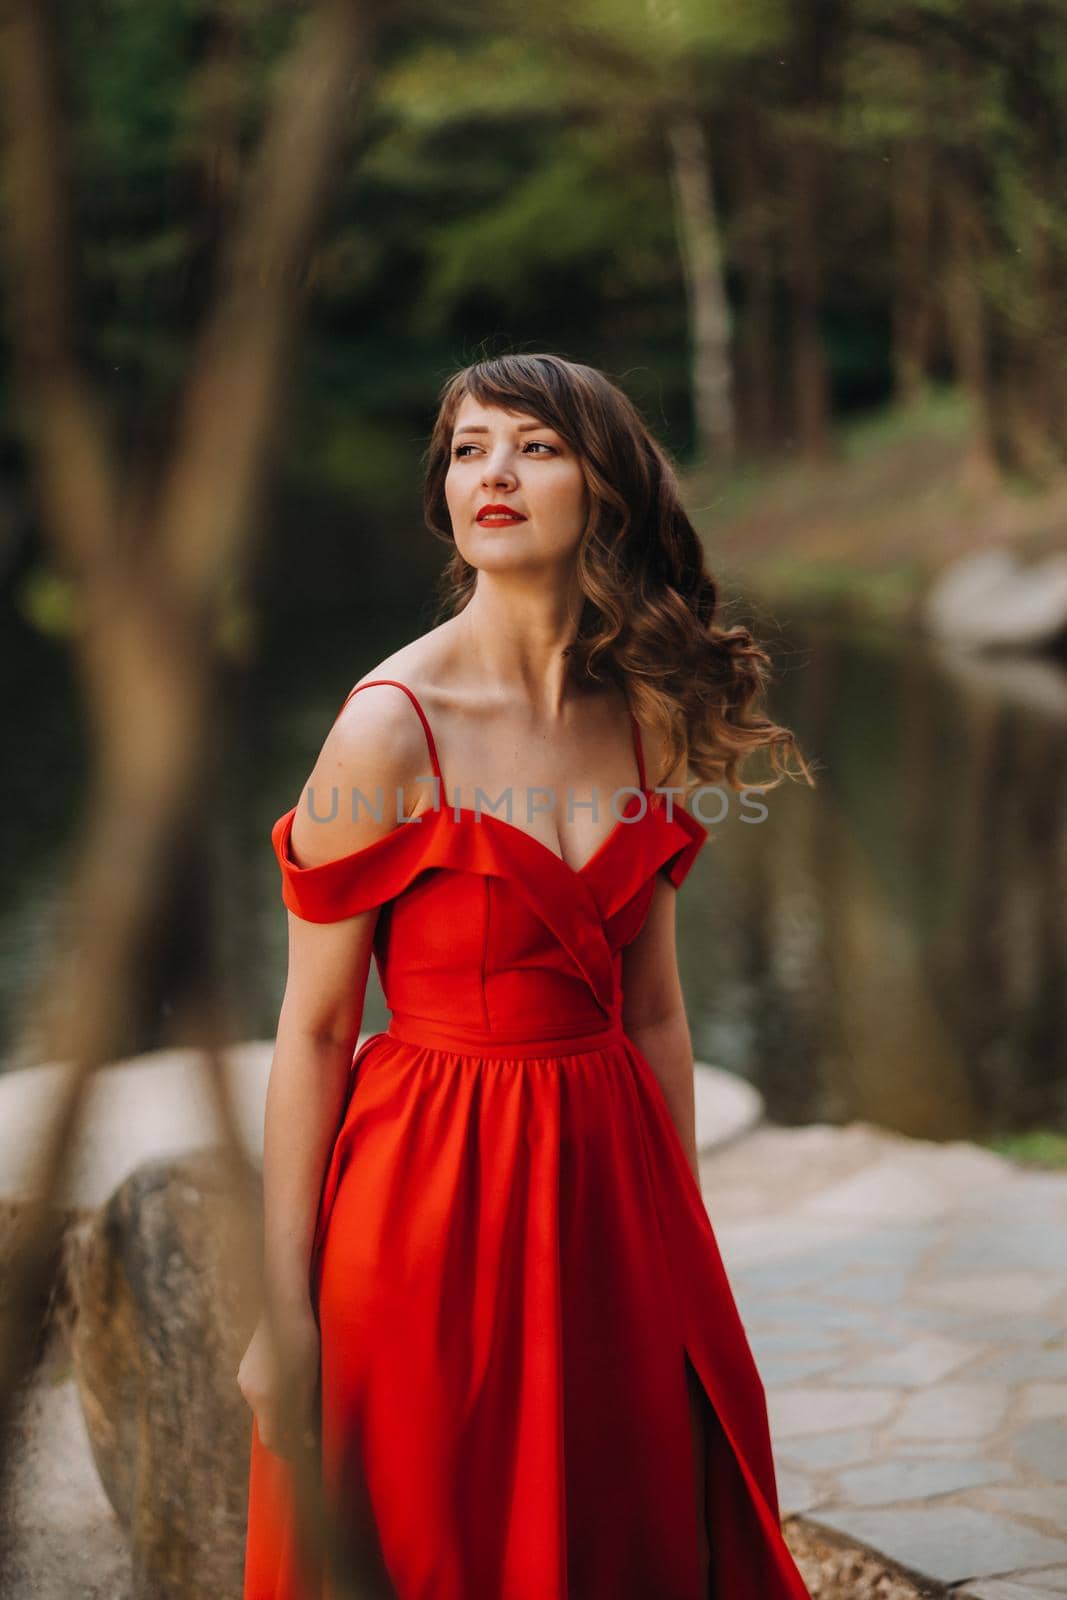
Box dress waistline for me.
[386,1013,629,1059]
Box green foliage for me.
[413,123,678,333]
[57,0,297,400]
[16,568,81,638]
[5,0,1067,532]
[375,35,580,129]
[288,407,421,506]
[564,0,787,74]
[986,1130,1067,1169]
[838,385,973,459]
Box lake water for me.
[3,602,1065,1141]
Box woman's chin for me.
[459,536,535,567]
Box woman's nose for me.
[482,458,517,488]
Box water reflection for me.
[692,614,1067,1139]
[4,604,1065,1144]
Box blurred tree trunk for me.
[1024,220,1067,467]
[666,111,735,464]
[184,4,249,326]
[999,10,1067,474]
[940,169,998,484]
[732,102,778,455]
[891,134,935,408]
[784,131,828,459]
[0,9,383,1588]
[783,0,836,462]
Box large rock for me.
[924,546,1067,651]
[0,1041,278,1340]
[68,1148,261,1600]
[0,1039,753,1222]
[0,1042,276,1216]
[0,1040,758,1310]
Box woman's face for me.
[444,395,589,573]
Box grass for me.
[682,385,1067,627]
[984,1129,1067,1170]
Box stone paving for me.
[698,1120,1067,1597]
[2,1049,1065,1597]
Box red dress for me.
[243,679,810,1600]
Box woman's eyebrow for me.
[453,421,556,436]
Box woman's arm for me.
[619,731,701,1183]
[240,688,429,1454]
[261,684,431,1313]
[261,919,377,1316]
[620,873,701,1185]
[244,960,371,1458]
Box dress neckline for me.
[425,791,654,881]
[334,676,651,879]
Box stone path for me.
[2,1045,1064,1597]
[699,1120,1067,1598]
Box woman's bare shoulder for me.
[289,702,418,867]
[289,636,454,868]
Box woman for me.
[239,352,815,1600]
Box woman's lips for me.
[476,511,527,524]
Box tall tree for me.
[729,91,780,454]
[666,112,735,462]
[890,80,936,407]
[0,0,390,1585]
[371,0,787,463]
[781,0,841,460]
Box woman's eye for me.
[452,441,557,458]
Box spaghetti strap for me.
[334,678,640,796]
[334,678,444,785]
[629,713,647,792]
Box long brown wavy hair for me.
[422,352,816,797]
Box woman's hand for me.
[237,1303,321,1459]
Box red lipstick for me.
[476,504,527,523]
